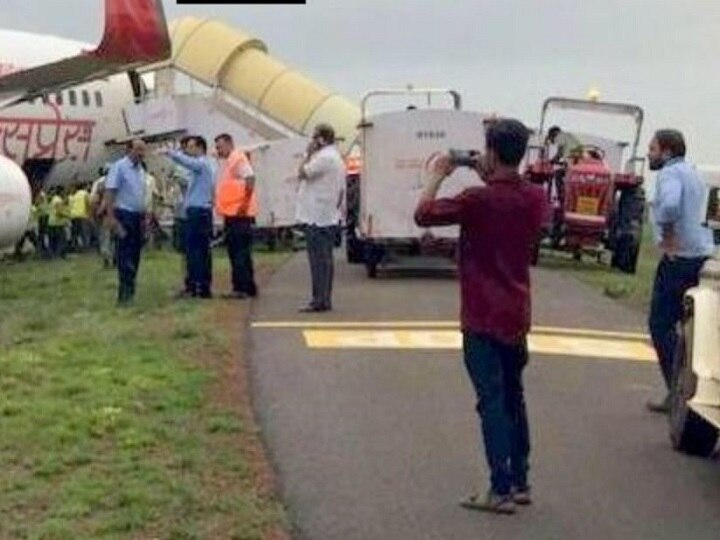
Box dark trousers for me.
[225,217,257,296]
[649,255,706,389]
[14,230,39,257]
[48,226,67,259]
[463,332,530,496]
[185,207,213,296]
[115,209,144,303]
[38,216,50,257]
[70,218,86,251]
[305,225,335,309]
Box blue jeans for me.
[463,332,530,496]
[649,255,706,389]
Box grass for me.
[0,248,289,540]
[538,223,660,312]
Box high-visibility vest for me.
[215,148,257,218]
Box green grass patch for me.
[538,223,660,311]
[0,248,289,539]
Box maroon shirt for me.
[415,172,547,344]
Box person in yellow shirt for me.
[69,185,91,251]
[48,188,71,259]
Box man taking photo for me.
[415,119,547,514]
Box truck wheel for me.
[346,230,364,264]
[669,303,719,457]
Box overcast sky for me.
[3,0,720,162]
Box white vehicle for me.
[669,165,720,457]
[355,88,488,277]
[248,137,309,248]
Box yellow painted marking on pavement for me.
[302,330,655,362]
[253,321,649,341]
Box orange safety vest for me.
[215,148,258,218]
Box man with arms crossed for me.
[415,119,547,514]
[646,129,714,413]
[297,124,345,313]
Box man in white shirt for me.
[296,124,345,313]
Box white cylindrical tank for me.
[0,155,31,249]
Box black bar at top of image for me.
[177,1,306,4]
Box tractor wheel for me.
[612,233,640,274]
[669,302,719,457]
[610,187,645,274]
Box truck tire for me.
[669,303,719,457]
[346,228,364,264]
[364,244,383,278]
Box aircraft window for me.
[55,93,63,106]
[69,90,77,106]
[82,90,90,107]
[95,91,103,107]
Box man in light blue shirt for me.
[104,139,147,304]
[163,136,216,298]
[646,129,714,413]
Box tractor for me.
[524,97,647,273]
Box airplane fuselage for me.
[0,29,134,189]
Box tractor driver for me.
[544,126,565,165]
[545,126,566,227]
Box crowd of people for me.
[101,124,345,308]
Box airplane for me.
[0,0,171,249]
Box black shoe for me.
[646,395,671,414]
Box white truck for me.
[669,166,720,457]
[354,88,488,277]
[247,137,309,249]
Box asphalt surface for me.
[249,253,720,540]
